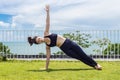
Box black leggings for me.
[60,39,97,67]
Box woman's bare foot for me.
[94,64,102,70]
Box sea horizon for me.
[3,42,98,55]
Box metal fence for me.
[0,30,120,60]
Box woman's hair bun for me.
[28,37,33,46]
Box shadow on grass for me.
[27,68,94,72]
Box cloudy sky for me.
[0,0,120,30]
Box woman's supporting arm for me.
[45,46,51,70]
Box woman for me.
[28,5,102,70]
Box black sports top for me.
[44,33,57,47]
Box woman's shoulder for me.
[44,32,52,37]
[45,33,58,36]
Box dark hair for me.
[28,36,38,46]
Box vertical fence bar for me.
[118,30,120,59]
[106,30,108,59]
[102,30,104,59]
[110,30,112,59]
[95,30,98,59]
[114,30,116,60]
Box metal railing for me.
[0,30,120,60]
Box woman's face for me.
[35,37,43,44]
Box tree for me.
[104,43,120,55]
[0,42,11,61]
[91,38,111,55]
[63,31,91,48]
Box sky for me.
[0,0,120,30]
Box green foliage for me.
[91,38,111,54]
[92,38,111,47]
[63,31,91,48]
[53,51,64,55]
[104,43,120,55]
[39,52,45,55]
[0,42,11,54]
[0,42,11,61]
[0,55,2,61]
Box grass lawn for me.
[0,60,120,80]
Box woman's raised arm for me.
[44,5,50,36]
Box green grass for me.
[0,60,120,80]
